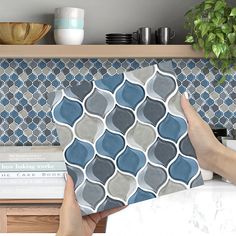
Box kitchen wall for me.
[0,1,236,145]
[1,0,236,44]
[0,58,236,146]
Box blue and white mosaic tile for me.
[0,58,236,145]
[49,62,204,215]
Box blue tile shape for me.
[115,80,145,109]
[158,113,187,142]
[53,96,83,126]
[95,74,124,93]
[128,188,156,204]
[169,155,199,185]
[95,130,125,159]
[117,146,146,176]
[65,139,94,168]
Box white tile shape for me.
[126,121,156,152]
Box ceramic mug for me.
[155,27,175,45]
[54,29,84,45]
[54,18,84,29]
[55,7,84,19]
[133,27,152,45]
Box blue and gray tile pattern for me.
[0,58,235,145]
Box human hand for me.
[180,93,224,171]
[56,174,125,236]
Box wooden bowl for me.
[0,22,51,45]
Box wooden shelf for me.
[0,45,204,58]
[0,199,62,204]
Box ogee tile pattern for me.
[49,61,204,215]
[0,58,236,145]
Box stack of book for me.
[0,146,66,179]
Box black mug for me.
[155,27,175,45]
[133,27,152,45]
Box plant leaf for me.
[217,75,227,85]
[185,35,194,43]
[198,38,205,48]
[207,32,216,42]
[212,44,221,58]
[228,33,236,44]
[216,33,225,43]
[214,1,225,11]
[221,24,231,34]
[205,0,216,4]
[204,4,212,10]
[200,23,209,37]
[192,43,200,51]
[194,18,202,26]
[230,8,236,16]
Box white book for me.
[0,171,66,179]
[0,161,66,171]
[0,146,64,162]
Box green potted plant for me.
[185,0,236,83]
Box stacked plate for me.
[106,33,132,44]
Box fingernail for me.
[184,91,189,99]
[64,173,67,181]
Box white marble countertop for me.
[0,179,236,235]
[107,179,236,236]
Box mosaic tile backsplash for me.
[49,62,203,215]
[0,58,236,146]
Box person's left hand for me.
[56,174,125,236]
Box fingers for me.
[180,93,201,126]
[99,206,127,219]
[63,173,77,204]
[91,206,127,223]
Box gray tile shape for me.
[148,138,177,167]
[106,105,135,134]
[85,88,114,118]
[147,71,176,101]
[125,65,156,85]
[168,91,185,118]
[138,163,167,193]
[86,155,115,185]
[137,97,166,126]
[55,124,73,148]
[67,164,84,189]
[75,113,104,144]
[159,180,186,196]
[107,171,137,202]
[76,180,105,210]
[71,80,93,101]
[126,121,156,151]
[190,173,204,188]
[179,135,196,157]
[98,197,125,212]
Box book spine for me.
[0,162,66,172]
[0,171,66,178]
[0,146,64,162]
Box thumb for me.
[180,93,201,126]
[63,174,77,204]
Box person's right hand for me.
[180,93,224,171]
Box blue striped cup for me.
[54,18,84,29]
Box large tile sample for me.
[49,61,204,215]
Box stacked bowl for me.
[54,7,84,45]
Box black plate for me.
[106,40,132,43]
[106,41,132,44]
[106,38,132,41]
[106,33,132,37]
